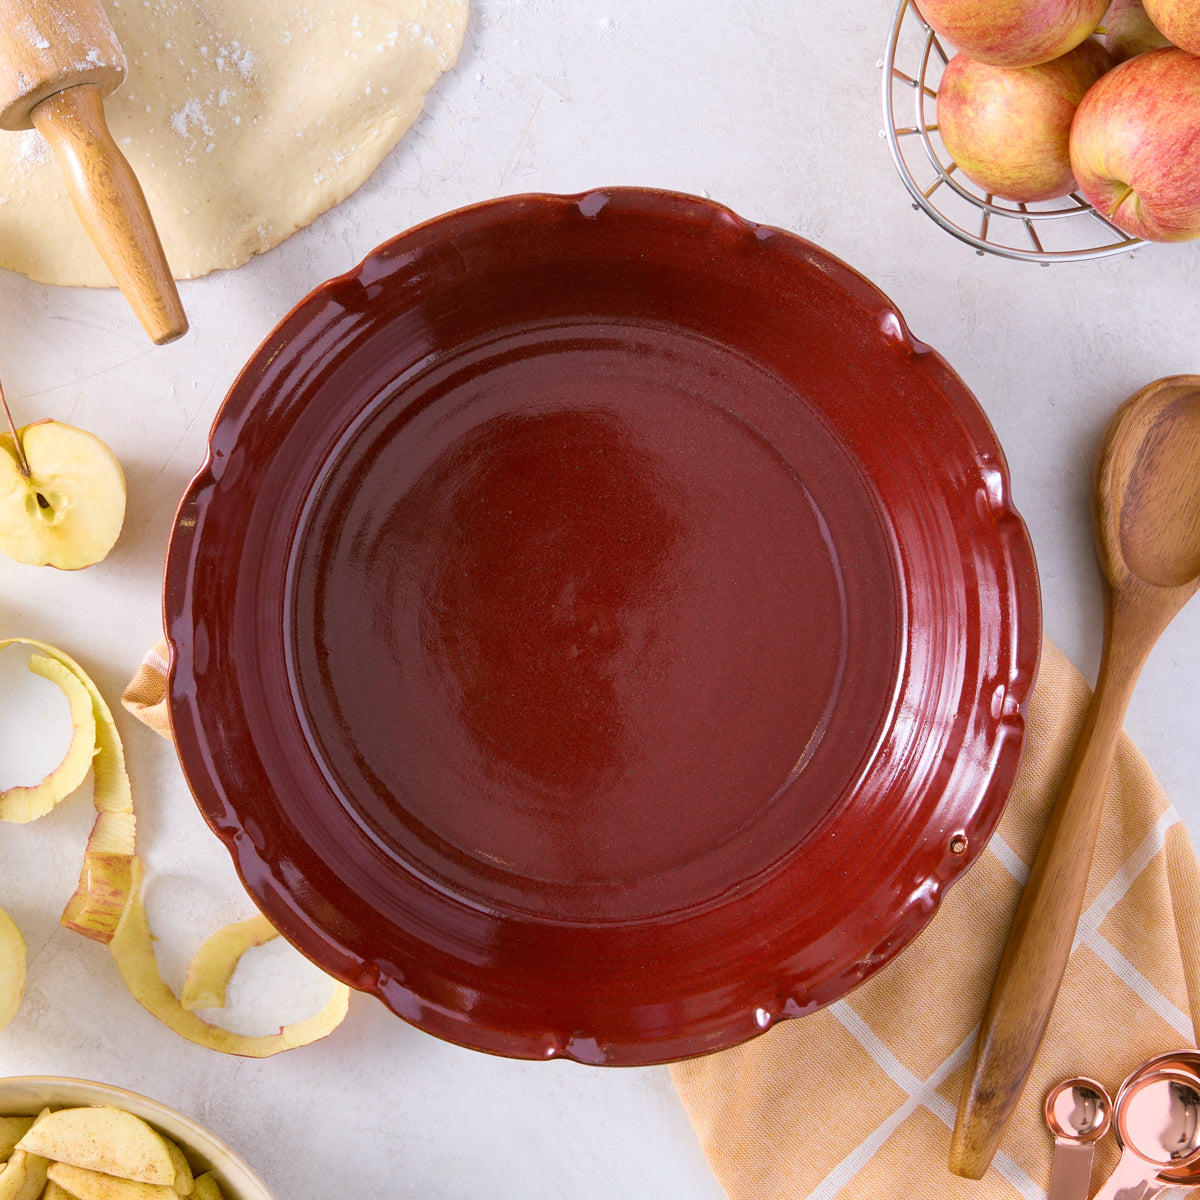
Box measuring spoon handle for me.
[1047,1139,1096,1200]
[1090,1150,1162,1200]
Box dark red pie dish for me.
[164,188,1040,1065]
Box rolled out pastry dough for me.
[0,0,468,285]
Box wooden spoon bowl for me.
[1098,376,1200,596]
[951,375,1200,1178]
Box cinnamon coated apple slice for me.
[18,1108,176,1188]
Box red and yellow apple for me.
[937,39,1113,202]
[1142,0,1200,55]
[917,0,1109,65]
[1069,47,1200,240]
[1104,0,1174,61]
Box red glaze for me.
[164,189,1041,1065]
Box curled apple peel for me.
[112,860,350,1057]
[0,637,135,939]
[0,636,350,1055]
[181,914,279,1012]
[61,851,136,945]
[0,652,97,824]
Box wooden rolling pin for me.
[0,0,187,344]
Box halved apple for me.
[0,418,126,570]
[0,904,26,1034]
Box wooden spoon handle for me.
[31,83,187,345]
[948,630,1145,1179]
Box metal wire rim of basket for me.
[880,0,1142,263]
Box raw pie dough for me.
[0,0,468,286]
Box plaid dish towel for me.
[123,641,173,740]
[670,635,1200,1200]
[124,634,1200,1199]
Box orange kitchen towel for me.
[671,634,1200,1200]
[122,641,173,740]
[125,634,1200,1200]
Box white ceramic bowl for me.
[0,1076,276,1200]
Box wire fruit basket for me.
[880,0,1142,263]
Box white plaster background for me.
[1,1,1199,1197]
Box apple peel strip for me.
[0,637,137,941]
[0,637,350,1055]
[0,650,97,824]
[181,913,280,1011]
[113,860,350,1056]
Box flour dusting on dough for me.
[0,0,469,286]
[12,130,52,177]
[169,98,211,138]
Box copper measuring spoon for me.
[952,376,1200,1178]
[1114,1051,1200,1192]
[1045,1077,1112,1200]
[1091,1069,1200,1199]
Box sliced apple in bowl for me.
[17,1107,179,1188]
[0,1081,260,1200]
[0,1146,50,1200]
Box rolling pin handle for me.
[31,83,187,344]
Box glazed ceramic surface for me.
[164,188,1040,1064]
[0,1077,277,1200]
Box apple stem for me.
[0,375,31,479]
[1107,184,1135,221]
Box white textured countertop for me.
[2,2,1199,1198]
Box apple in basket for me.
[917,0,1109,65]
[1069,48,1200,241]
[936,39,1112,202]
[1104,0,1174,61]
[1143,0,1200,54]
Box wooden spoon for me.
[950,375,1200,1179]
